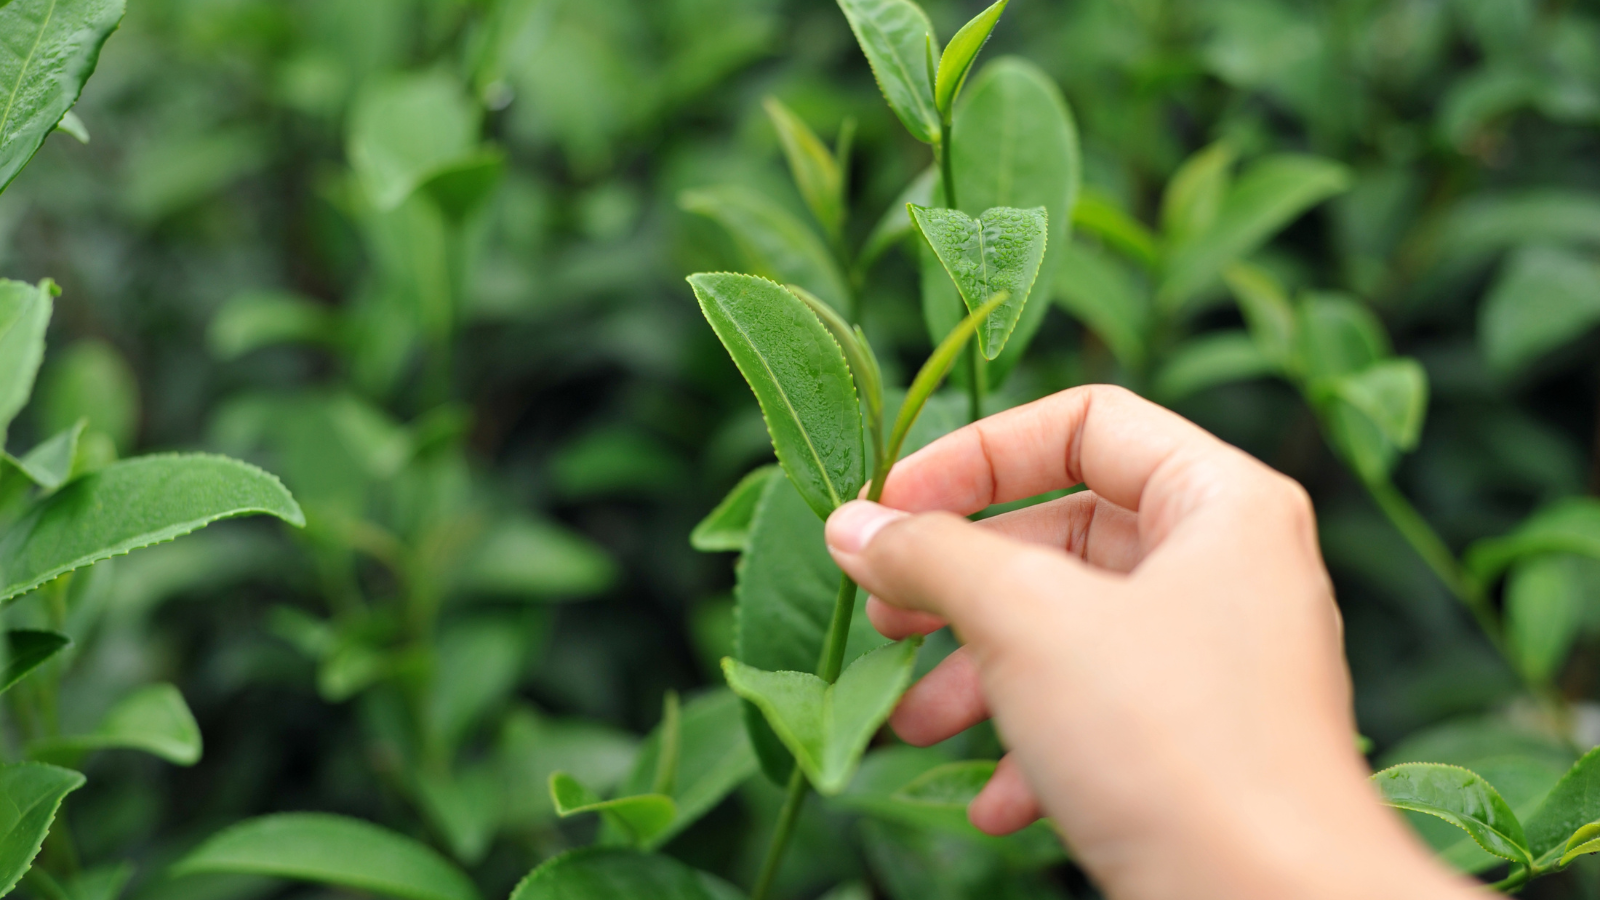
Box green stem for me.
[1488,865,1533,893]
[965,344,983,423]
[751,768,809,900]
[816,572,859,684]
[937,123,957,211]
[1363,478,1501,648]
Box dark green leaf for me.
[0,763,84,896]
[835,0,941,144]
[172,813,480,900]
[1479,245,1600,376]
[1504,554,1587,684]
[934,1,1007,119]
[348,70,484,212]
[8,419,85,491]
[1161,142,1235,242]
[0,0,124,193]
[32,683,201,766]
[911,205,1047,360]
[619,689,758,849]
[1524,747,1600,862]
[0,454,306,603]
[688,273,864,520]
[509,848,744,900]
[691,466,779,553]
[1054,242,1149,370]
[547,772,676,846]
[763,97,844,241]
[1372,763,1531,865]
[1467,499,1600,583]
[0,630,69,694]
[207,291,338,361]
[0,279,54,450]
[723,638,921,795]
[1153,331,1277,403]
[681,186,852,315]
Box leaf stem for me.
[1488,865,1532,893]
[816,571,859,684]
[751,767,809,900]
[965,344,983,422]
[937,123,957,211]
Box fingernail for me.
[826,501,906,555]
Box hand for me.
[824,386,1475,900]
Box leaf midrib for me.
[0,0,59,142]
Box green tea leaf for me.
[688,273,864,520]
[790,286,884,465]
[54,110,88,144]
[1479,245,1600,376]
[1161,142,1235,242]
[681,186,852,315]
[0,279,55,450]
[619,689,758,849]
[1505,555,1588,684]
[509,848,744,900]
[887,295,1007,469]
[426,614,532,753]
[0,454,306,603]
[413,764,499,865]
[1372,763,1531,865]
[723,638,921,795]
[1524,747,1600,861]
[0,763,84,896]
[910,205,1047,360]
[1054,242,1149,370]
[1073,193,1159,270]
[38,339,137,453]
[1160,155,1351,313]
[1467,499,1600,583]
[1559,822,1600,867]
[891,760,996,808]
[548,772,676,846]
[452,514,616,601]
[1313,359,1429,452]
[498,708,637,829]
[934,0,1007,119]
[1152,331,1277,403]
[691,466,779,553]
[172,813,480,900]
[835,0,941,144]
[1223,262,1296,368]
[32,683,201,765]
[0,0,124,193]
[763,97,844,241]
[208,291,338,361]
[348,70,484,212]
[858,168,934,273]
[0,630,69,694]
[7,419,85,490]
[1294,293,1389,382]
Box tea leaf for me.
[1054,242,1149,370]
[32,683,201,766]
[426,614,532,753]
[836,0,941,144]
[0,0,124,194]
[1223,262,1296,368]
[1479,245,1600,376]
[38,339,137,453]
[54,110,88,144]
[891,760,996,807]
[1161,142,1235,241]
[688,273,864,520]
[548,772,677,846]
[414,765,498,865]
[934,0,1007,120]
[1524,746,1600,862]
[452,514,616,601]
[1504,555,1588,685]
[0,454,305,603]
[691,466,779,553]
[7,419,86,490]
[208,291,338,361]
[348,70,484,212]
[790,286,884,465]
[0,279,55,450]
[0,630,69,694]
[763,97,844,241]
[1073,193,1160,271]
[0,763,84,896]
[509,848,744,900]
[910,205,1047,360]
[1467,499,1600,583]
[498,709,637,829]
[619,689,758,849]
[1313,359,1429,452]
[172,813,480,900]
[1294,293,1389,382]
[1152,331,1276,403]
[722,637,921,795]
[858,167,935,273]
[681,186,852,315]
[1372,763,1531,865]
[1559,822,1600,867]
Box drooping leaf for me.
[1054,242,1149,370]
[691,466,779,553]
[0,763,85,896]
[171,813,480,900]
[32,683,202,765]
[910,205,1048,360]
[508,848,744,900]
[722,638,921,795]
[1372,763,1531,865]
[0,279,55,450]
[934,0,1007,119]
[835,0,941,144]
[451,514,616,601]
[1559,822,1600,867]
[687,273,864,520]
[681,186,852,315]
[1223,262,1296,368]
[7,419,85,490]
[1523,747,1600,862]
[0,0,125,193]
[1153,331,1277,403]
[1504,554,1588,685]
[547,772,676,846]
[618,689,758,850]
[208,291,338,361]
[1479,245,1600,376]
[763,97,844,241]
[1161,142,1235,242]
[348,70,485,212]
[0,454,305,603]
[1467,498,1600,583]
[0,630,70,694]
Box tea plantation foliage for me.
[3,0,1600,897]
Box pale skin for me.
[824,385,1481,900]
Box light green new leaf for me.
[692,467,779,553]
[1559,822,1600,867]
[1372,763,1531,865]
[1467,499,1600,583]
[0,279,55,450]
[1162,142,1236,241]
[723,638,921,795]
[618,689,758,850]
[934,0,1007,120]
[681,186,852,314]
[172,813,480,900]
[1054,242,1149,370]
[548,772,676,846]
[0,454,306,603]
[688,273,864,520]
[348,70,483,211]
[1153,331,1277,403]
[32,683,201,765]
[1523,747,1600,862]
[1315,359,1429,452]
[0,0,124,193]
[1160,155,1351,313]
[1479,245,1600,376]
[208,291,338,361]
[7,419,85,490]
[836,0,940,144]
[452,514,616,601]
[1505,555,1588,685]
[509,848,744,900]
[911,205,1047,360]
[763,97,844,240]
[1223,262,1295,368]
[0,763,85,896]
[0,630,69,694]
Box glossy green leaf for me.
[681,186,852,315]
[934,0,1006,119]
[452,514,616,601]
[1479,245,1600,376]
[911,205,1047,360]
[763,97,844,240]
[1524,747,1600,862]
[688,273,864,520]
[0,763,84,896]
[348,70,483,211]
[1372,763,1531,865]
[723,637,921,795]
[0,454,305,603]
[1314,359,1429,452]
[619,689,758,849]
[0,0,124,193]
[0,279,55,450]
[0,630,69,694]
[1467,498,1600,583]
[1161,142,1235,241]
[1223,262,1296,368]
[835,0,940,144]
[1153,331,1277,403]
[691,466,779,553]
[173,813,479,900]
[1504,554,1587,684]
[548,772,676,846]
[1559,822,1600,867]
[508,848,744,900]
[33,683,202,765]
[7,419,85,490]
[1054,242,1149,370]
[208,291,338,361]
[1160,155,1351,313]
[1073,193,1159,270]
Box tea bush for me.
[3,0,1600,897]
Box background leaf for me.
[618,689,757,849]
[1524,747,1600,861]
[509,848,744,900]
[547,772,676,846]
[0,763,84,897]
[348,70,485,212]
[763,97,844,241]
[0,630,69,694]
[32,682,202,766]
[681,186,852,315]
[1478,245,1600,376]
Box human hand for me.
[824,386,1475,900]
